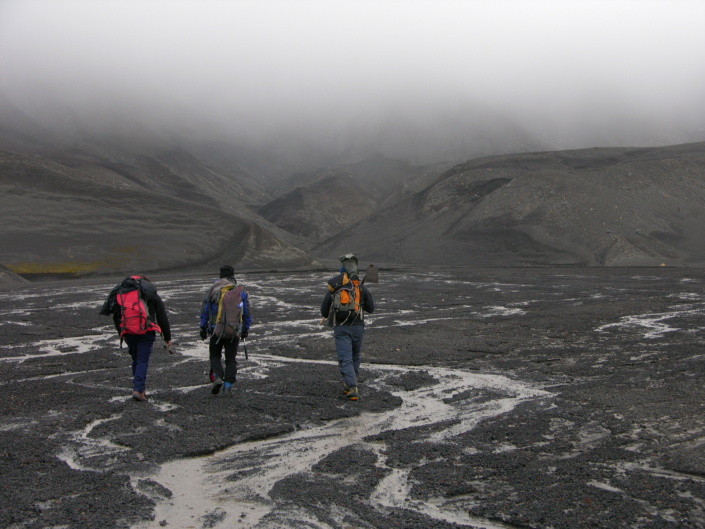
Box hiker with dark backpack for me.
[99,275,172,401]
[199,265,252,397]
[321,254,374,401]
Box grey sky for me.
[1,0,704,155]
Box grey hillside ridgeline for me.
[315,142,705,268]
[1,112,705,281]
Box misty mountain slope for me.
[154,142,276,208]
[0,101,320,272]
[0,98,296,223]
[313,142,705,267]
[339,153,457,208]
[49,141,267,214]
[258,173,377,245]
[0,150,315,276]
[271,154,451,209]
[74,141,317,250]
[0,101,325,255]
[0,93,50,152]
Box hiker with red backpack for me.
[321,254,374,401]
[100,275,172,401]
[199,265,252,397]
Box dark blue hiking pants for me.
[334,324,364,388]
[124,332,156,393]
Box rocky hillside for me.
[258,170,377,246]
[269,154,453,208]
[315,142,705,267]
[0,146,314,278]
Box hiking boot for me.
[211,377,223,395]
[132,391,146,401]
[223,383,233,397]
[346,386,359,401]
[343,382,355,395]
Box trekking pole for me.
[242,337,248,360]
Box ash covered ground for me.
[2,267,705,529]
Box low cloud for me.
[1,0,704,160]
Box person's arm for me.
[112,311,121,333]
[361,286,374,314]
[153,295,172,343]
[197,297,212,340]
[100,285,120,334]
[199,297,211,329]
[321,291,333,318]
[99,285,118,315]
[241,290,252,333]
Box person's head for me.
[219,265,235,281]
[338,253,359,279]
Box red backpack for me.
[116,276,162,337]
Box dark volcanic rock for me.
[4,268,705,528]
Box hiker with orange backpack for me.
[199,265,252,397]
[321,254,374,401]
[100,275,172,401]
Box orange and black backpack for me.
[327,272,363,325]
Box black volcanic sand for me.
[2,267,705,528]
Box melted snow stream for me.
[133,352,548,529]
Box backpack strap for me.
[214,285,232,325]
[205,279,235,331]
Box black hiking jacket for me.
[320,273,374,326]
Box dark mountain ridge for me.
[315,142,705,267]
